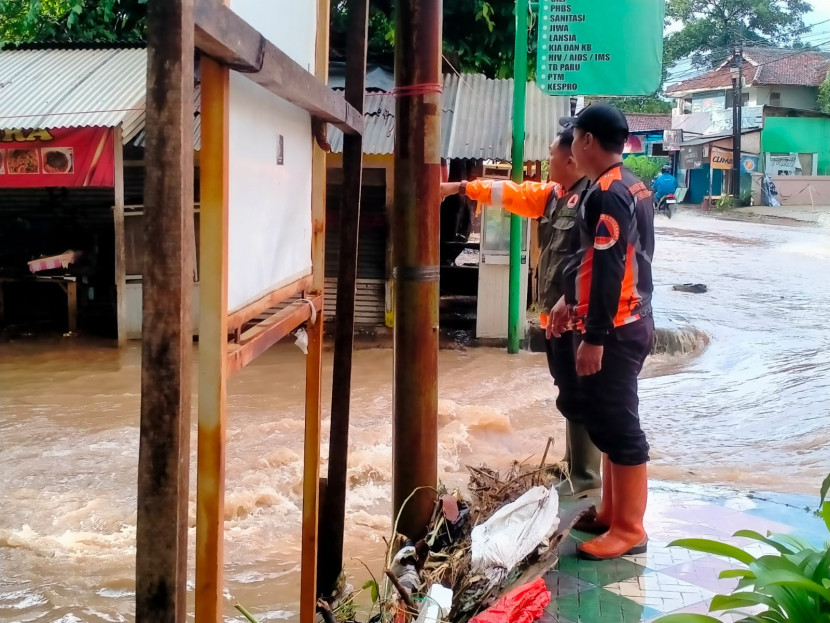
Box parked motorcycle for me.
[654,194,677,219]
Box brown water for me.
[2,213,829,622]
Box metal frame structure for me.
[135,1,366,621]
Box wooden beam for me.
[194,0,363,135]
[113,126,127,347]
[226,296,322,377]
[301,0,329,618]
[135,0,194,623]
[195,55,229,623]
[318,0,369,597]
[136,0,195,621]
[226,274,312,333]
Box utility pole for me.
[392,0,441,539]
[731,42,743,202]
[508,0,528,354]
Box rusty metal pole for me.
[318,0,369,598]
[302,0,331,613]
[136,0,194,621]
[392,0,442,539]
[195,53,229,623]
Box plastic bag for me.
[293,328,309,354]
[470,485,560,584]
[469,577,551,623]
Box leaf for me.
[822,501,830,534]
[750,554,802,576]
[820,472,830,507]
[710,592,774,612]
[669,538,756,565]
[719,569,756,580]
[752,569,830,604]
[362,579,379,604]
[733,530,795,555]
[771,534,812,553]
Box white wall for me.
[749,86,818,110]
[226,1,317,312]
[231,0,316,71]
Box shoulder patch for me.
[594,214,620,250]
[567,193,580,208]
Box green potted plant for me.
[655,475,830,623]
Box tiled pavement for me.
[542,481,827,623]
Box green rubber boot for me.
[556,421,602,498]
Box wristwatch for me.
[459,181,468,197]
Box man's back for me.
[652,173,677,199]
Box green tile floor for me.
[542,481,827,623]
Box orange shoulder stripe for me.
[598,166,623,191]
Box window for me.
[769,92,781,107]
[650,142,669,157]
[726,91,750,108]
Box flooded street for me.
[2,212,829,622]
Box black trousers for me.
[544,331,586,425]
[574,318,654,466]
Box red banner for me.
[0,127,115,188]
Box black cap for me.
[560,103,629,150]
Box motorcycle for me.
[654,193,677,219]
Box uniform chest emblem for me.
[567,193,579,208]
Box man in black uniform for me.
[440,128,602,497]
[551,104,655,560]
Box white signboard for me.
[707,106,764,135]
[227,1,318,312]
[766,153,803,177]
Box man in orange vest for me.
[550,103,655,560]
[440,127,602,498]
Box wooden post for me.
[301,0,329,616]
[392,0,441,539]
[136,1,195,621]
[113,126,126,346]
[195,55,229,623]
[66,280,78,333]
[318,0,369,597]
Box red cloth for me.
[470,578,551,623]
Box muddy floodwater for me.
[2,213,829,622]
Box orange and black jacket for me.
[563,164,655,345]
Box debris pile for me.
[354,444,571,623]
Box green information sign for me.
[536,0,665,96]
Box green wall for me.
[762,117,830,175]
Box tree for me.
[664,0,812,68]
[819,74,830,114]
[623,155,667,184]
[0,0,146,44]
[330,0,533,79]
[592,96,673,114]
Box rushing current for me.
[2,212,829,622]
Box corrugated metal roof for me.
[131,86,202,150]
[0,48,147,141]
[328,73,569,161]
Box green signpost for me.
[536,0,665,96]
